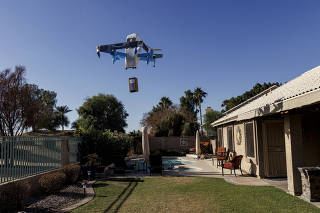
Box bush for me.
[62,164,81,184]
[0,181,31,211]
[39,171,66,193]
[78,129,133,167]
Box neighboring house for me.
[211,66,320,196]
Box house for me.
[211,66,320,195]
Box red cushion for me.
[222,162,233,169]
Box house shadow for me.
[257,100,283,116]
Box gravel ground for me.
[25,183,85,212]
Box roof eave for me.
[211,89,320,127]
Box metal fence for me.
[0,136,81,184]
[69,137,81,164]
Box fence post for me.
[61,136,70,167]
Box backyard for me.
[72,177,320,213]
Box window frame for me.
[227,126,234,152]
[217,127,223,148]
[245,122,255,158]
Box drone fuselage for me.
[97,33,163,69]
[125,33,141,69]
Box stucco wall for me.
[221,121,260,176]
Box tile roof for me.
[212,66,320,126]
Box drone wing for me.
[138,53,163,61]
[96,43,127,57]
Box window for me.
[217,128,223,147]
[227,126,234,152]
[245,122,255,157]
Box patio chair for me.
[221,155,243,176]
[212,147,228,167]
[189,147,196,154]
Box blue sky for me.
[1,1,320,132]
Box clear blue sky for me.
[1,1,320,132]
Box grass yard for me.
[72,177,320,213]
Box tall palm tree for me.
[158,96,173,110]
[193,87,207,134]
[56,105,72,131]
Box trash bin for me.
[298,167,320,202]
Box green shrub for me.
[0,181,31,211]
[62,164,81,184]
[78,129,133,167]
[39,171,66,193]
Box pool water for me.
[162,157,194,170]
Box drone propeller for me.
[151,49,162,51]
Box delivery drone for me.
[96,33,163,69]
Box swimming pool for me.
[162,157,201,172]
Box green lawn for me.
[72,177,320,213]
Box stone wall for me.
[149,136,195,153]
[299,168,320,202]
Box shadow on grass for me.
[103,178,142,213]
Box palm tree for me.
[193,87,207,134]
[158,96,173,110]
[56,105,72,131]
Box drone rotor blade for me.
[96,46,101,58]
[153,54,163,59]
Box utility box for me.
[129,77,138,93]
[298,167,320,202]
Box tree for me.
[193,87,207,134]
[180,90,197,120]
[56,105,72,131]
[153,96,173,112]
[0,66,61,135]
[75,94,128,133]
[221,82,281,112]
[0,66,28,135]
[141,106,178,136]
[141,96,198,137]
[24,84,58,131]
[203,107,222,136]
